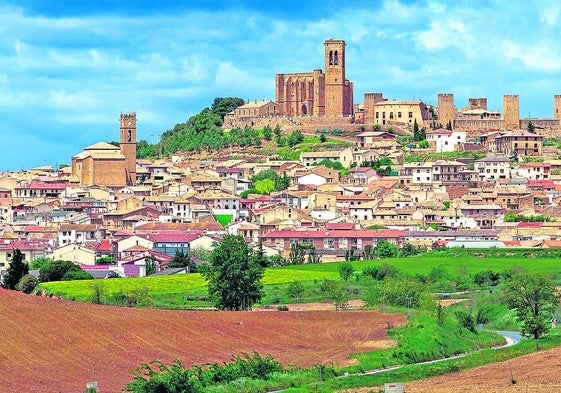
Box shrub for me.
[455,310,477,333]
[365,278,429,309]
[16,274,39,294]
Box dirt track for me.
[0,290,405,392]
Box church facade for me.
[71,113,137,187]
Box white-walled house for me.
[426,128,466,153]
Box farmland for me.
[0,289,405,393]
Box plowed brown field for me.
[345,344,561,393]
[404,346,561,393]
[0,290,405,393]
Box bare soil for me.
[0,290,405,393]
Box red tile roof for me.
[146,233,200,243]
[517,222,542,227]
[263,229,404,239]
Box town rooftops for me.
[263,228,404,238]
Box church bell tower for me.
[324,39,346,117]
[120,112,137,186]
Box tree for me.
[527,121,536,134]
[362,244,375,260]
[376,240,398,258]
[339,262,355,281]
[255,178,275,194]
[319,134,327,143]
[201,235,264,310]
[306,245,321,264]
[287,130,304,147]
[169,250,196,272]
[287,281,305,303]
[2,249,29,289]
[288,242,306,265]
[39,260,90,282]
[504,272,558,348]
[144,257,156,276]
[262,125,273,141]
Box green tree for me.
[362,244,375,260]
[503,271,558,348]
[288,242,306,265]
[287,281,305,303]
[418,140,429,149]
[527,120,536,134]
[273,124,282,144]
[376,240,398,258]
[274,172,290,191]
[320,279,349,310]
[2,249,29,289]
[255,178,276,194]
[319,133,327,143]
[90,282,107,304]
[339,261,355,281]
[15,274,38,294]
[144,257,156,276]
[169,250,196,272]
[39,260,89,282]
[306,244,321,264]
[30,257,52,271]
[201,235,264,310]
[287,130,304,147]
[262,125,273,141]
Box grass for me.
[349,309,503,372]
[214,214,234,227]
[273,136,353,160]
[39,254,561,306]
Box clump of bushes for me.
[125,351,285,392]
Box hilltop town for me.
[1,38,561,278]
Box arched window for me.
[329,50,334,65]
[127,130,132,142]
[334,50,339,65]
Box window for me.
[409,112,413,118]
[376,112,379,119]
[398,112,402,118]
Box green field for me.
[39,254,561,306]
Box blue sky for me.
[1,0,561,170]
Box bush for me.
[362,263,400,281]
[473,270,501,287]
[365,278,429,309]
[455,310,477,333]
[16,274,39,294]
[126,352,285,392]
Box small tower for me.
[363,93,385,124]
[502,95,520,130]
[554,95,561,125]
[120,112,137,186]
[324,39,346,117]
[437,93,455,129]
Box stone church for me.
[275,39,354,117]
[71,113,137,187]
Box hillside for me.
[404,346,561,392]
[0,289,405,392]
